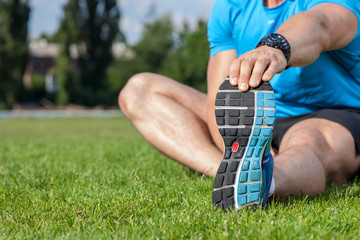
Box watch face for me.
[256,33,291,62]
[269,34,280,41]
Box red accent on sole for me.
[232,142,239,152]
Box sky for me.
[29,0,216,44]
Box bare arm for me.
[279,3,358,67]
[207,50,237,149]
[229,3,358,91]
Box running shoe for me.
[212,77,276,211]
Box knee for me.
[280,122,328,155]
[118,73,152,117]
[279,119,358,182]
[118,89,128,116]
[281,129,324,155]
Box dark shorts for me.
[272,109,360,154]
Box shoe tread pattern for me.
[213,78,275,211]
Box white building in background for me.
[23,39,134,92]
[29,39,59,58]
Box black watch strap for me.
[256,33,291,69]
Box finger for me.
[229,58,241,85]
[239,59,255,92]
[249,58,269,88]
[262,60,282,81]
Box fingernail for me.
[230,78,238,85]
[250,79,258,86]
[263,74,270,81]
[240,83,248,91]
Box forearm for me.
[207,50,237,148]
[276,10,329,67]
[228,3,358,92]
[277,4,358,67]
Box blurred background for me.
[0,0,215,111]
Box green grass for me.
[0,118,360,239]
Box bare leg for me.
[273,118,360,197]
[119,73,222,176]
[119,73,360,197]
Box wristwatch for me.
[256,33,291,69]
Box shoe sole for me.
[212,78,276,211]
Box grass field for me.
[1,118,360,239]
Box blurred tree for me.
[55,0,122,106]
[0,0,30,109]
[160,20,209,92]
[132,15,174,72]
[106,17,209,106]
[105,15,175,105]
[38,32,59,43]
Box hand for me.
[229,46,287,91]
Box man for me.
[119,0,360,211]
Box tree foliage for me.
[0,1,210,109]
[106,16,210,103]
[160,20,209,92]
[55,0,121,106]
[0,0,30,109]
[133,15,174,73]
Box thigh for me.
[121,72,208,122]
[279,118,360,182]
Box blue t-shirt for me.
[208,0,360,118]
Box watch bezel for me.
[256,33,291,65]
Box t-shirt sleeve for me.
[207,0,236,57]
[306,0,360,39]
